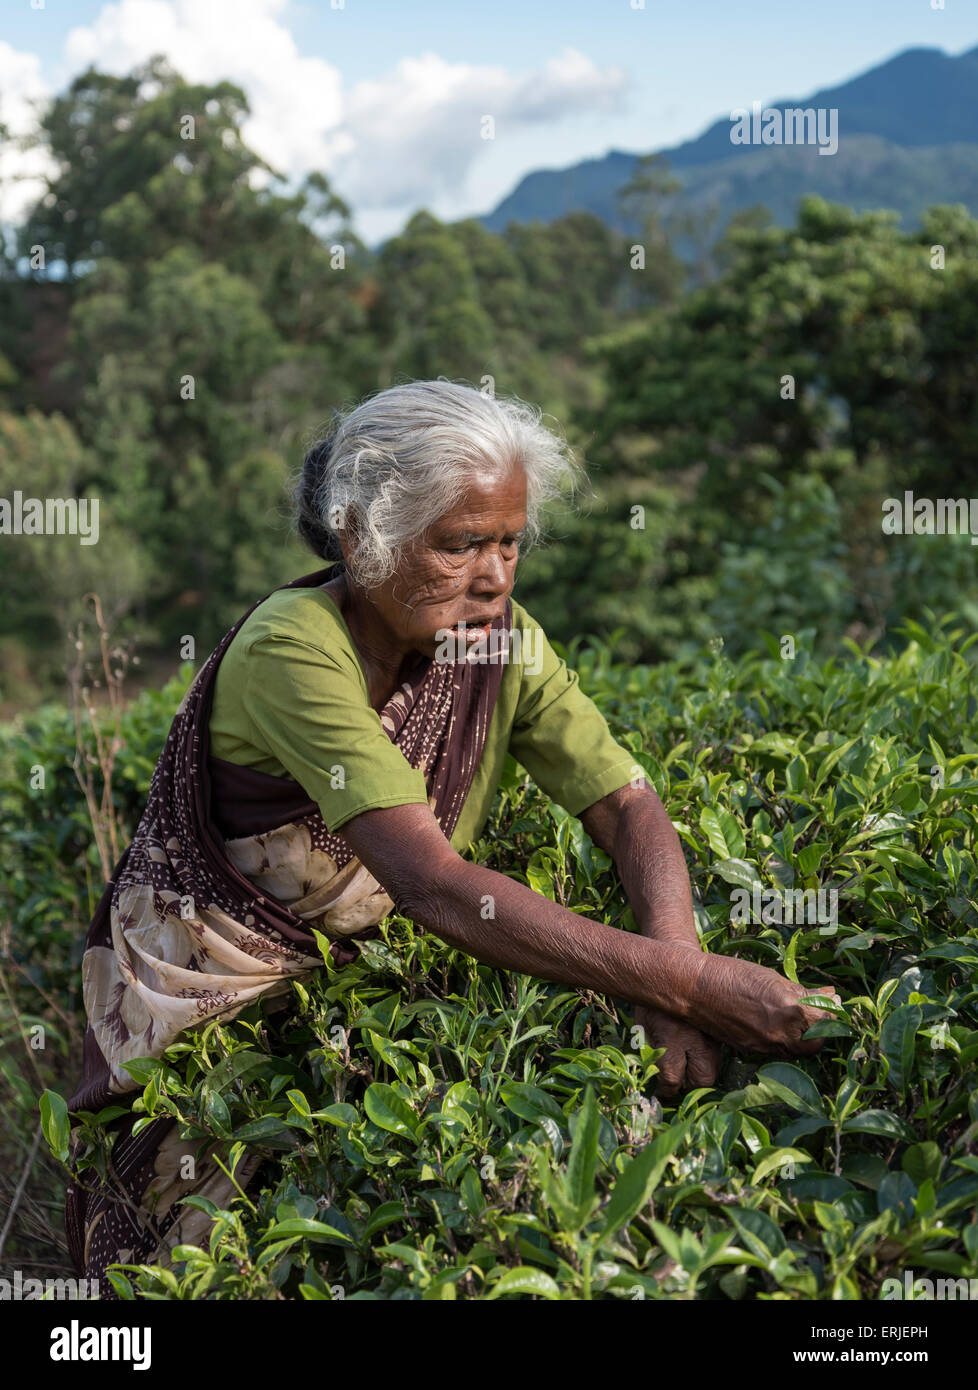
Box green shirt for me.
[208,584,639,855]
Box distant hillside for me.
[479,44,978,237]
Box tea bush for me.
[0,667,193,1266]
[20,618,978,1298]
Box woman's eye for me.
[445,536,520,555]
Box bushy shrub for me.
[22,622,978,1299]
[0,664,195,1004]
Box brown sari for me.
[64,563,510,1293]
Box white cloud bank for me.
[0,0,628,238]
[0,40,58,227]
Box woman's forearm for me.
[408,855,834,1055]
[413,855,708,1014]
[581,782,700,951]
[341,801,831,1054]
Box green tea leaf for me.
[566,1085,600,1223]
[601,1121,689,1238]
[39,1090,69,1163]
[842,1110,916,1142]
[500,1081,564,1124]
[700,807,746,860]
[755,1062,826,1116]
[364,1083,421,1138]
[751,1146,813,1185]
[364,1202,410,1238]
[259,1218,354,1245]
[726,1205,786,1259]
[879,1003,922,1098]
[231,1116,291,1143]
[902,1141,942,1187]
[487,1267,561,1300]
[201,1089,232,1137]
[713,858,764,891]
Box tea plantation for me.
[5,617,978,1300]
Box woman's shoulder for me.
[212,584,366,709]
[210,584,367,750]
[230,584,355,662]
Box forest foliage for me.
[1,57,976,701]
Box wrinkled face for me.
[362,466,528,660]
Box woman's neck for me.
[320,570,422,713]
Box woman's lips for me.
[432,618,502,662]
[435,615,502,649]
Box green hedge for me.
[11,621,978,1299]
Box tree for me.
[0,409,154,700]
[575,196,978,655]
[615,153,687,307]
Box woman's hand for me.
[684,952,840,1055]
[635,954,839,1099]
[633,1002,722,1099]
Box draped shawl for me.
[64,563,510,1289]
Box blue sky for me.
[2,0,975,242]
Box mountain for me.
[478,44,978,237]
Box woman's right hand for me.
[683,951,840,1055]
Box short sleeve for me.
[507,603,640,816]
[236,635,431,832]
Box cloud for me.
[0,41,56,227]
[0,0,628,235]
[64,0,351,178]
[339,47,627,211]
[61,0,626,214]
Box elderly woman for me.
[65,379,833,1291]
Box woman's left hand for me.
[633,1002,722,1100]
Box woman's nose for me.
[471,545,513,594]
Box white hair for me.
[291,378,586,590]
